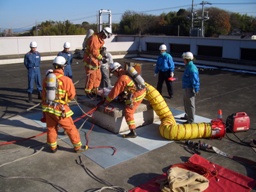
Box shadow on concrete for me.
[0,88,42,119]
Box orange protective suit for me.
[106,73,146,129]
[41,69,82,151]
[83,33,105,94]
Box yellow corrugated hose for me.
[145,83,212,140]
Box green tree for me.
[18,8,256,37]
[169,9,190,36]
[204,7,231,37]
[30,20,85,36]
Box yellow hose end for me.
[85,145,89,150]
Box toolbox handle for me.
[235,112,247,117]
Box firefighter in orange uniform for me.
[41,56,83,153]
[105,62,146,138]
[83,27,112,98]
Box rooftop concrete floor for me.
[0,57,256,192]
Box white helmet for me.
[64,42,71,48]
[109,62,121,73]
[102,27,112,38]
[30,41,37,48]
[182,52,194,60]
[53,56,66,66]
[159,44,167,51]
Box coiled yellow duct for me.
[145,83,212,140]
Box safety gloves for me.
[193,89,200,96]
[101,57,107,64]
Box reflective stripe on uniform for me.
[73,141,82,148]
[84,62,99,70]
[84,88,92,93]
[127,119,135,127]
[42,105,74,117]
[47,141,57,148]
[97,54,102,60]
[134,91,146,102]
[54,75,68,104]
[127,80,135,87]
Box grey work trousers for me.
[100,66,111,88]
[183,88,195,123]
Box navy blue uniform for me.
[57,51,73,79]
[24,51,42,93]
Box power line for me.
[211,2,256,5]
[5,2,256,30]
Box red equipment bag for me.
[129,154,256,192]
[226,112,250,132]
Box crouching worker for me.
[41,56,84,153]
[104,62,146,138]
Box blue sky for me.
[0,0,256,31]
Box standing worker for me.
[24,41,42,103]
[41,56,84,153]
[99,46,113,89]
[105,62,146,138]
[83,27,112,98]
[154,44,175,99]
[181,52,200,124]
[57,42,73,79]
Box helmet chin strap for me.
[53,65,65,70]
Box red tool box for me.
[226,112,250,132]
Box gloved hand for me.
[193,89,199,96]
[170,72,174,77]
[102,57,108,64]
[154,73,157,77]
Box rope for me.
[85,186,127,192]
[0,100,104,146]
[0,132,47,146]
[0,174,69,192]
[84,122,117,156]
[0,98,117,156]
[27,102,41,111]
[76,156,126,192]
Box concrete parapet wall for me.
[0,35,256,70]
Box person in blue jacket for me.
[154,44,175,99]
[24,41,42,103]
[57,42,73,79]
[181,51,200,124]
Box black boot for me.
[123,129,137,138]
[28,93,32,103]
[38,91,42,99]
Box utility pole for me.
[36,21,38,36]
[191,0,194,34]
[200,1,211,37]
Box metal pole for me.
[191,0,194,31]
[201,1,205,37]
[200,1,211,37]
[98,10,102,32]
